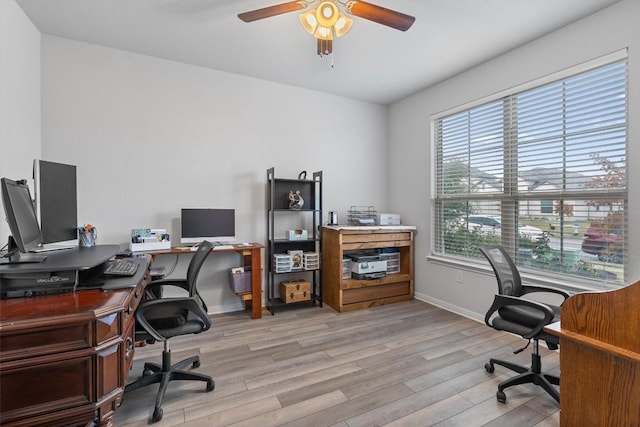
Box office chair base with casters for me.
[125,340,215,423]
[484,341,559,404]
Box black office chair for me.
[480,245,570,404]
[125,240,215,423]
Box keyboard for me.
[104,259,139,276]
[213,245,234,250]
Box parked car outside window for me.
[465,216,546,242]
[581,222,623,264]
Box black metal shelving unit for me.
[266,167,323,315]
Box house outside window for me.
[432,53,627,286]
[540,200,554,214]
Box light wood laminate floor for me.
[115,300,560,426]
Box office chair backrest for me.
[186,240,213,298]
[480,246,523,297]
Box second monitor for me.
[180,208,235,245]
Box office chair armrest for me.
[485,294,555,339]
[520,285,571,303]
[145,278,190,298]
[135,297,211,342]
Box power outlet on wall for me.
[456,270,464,283]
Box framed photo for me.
[288,250,304,271]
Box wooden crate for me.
[280,280,311,303]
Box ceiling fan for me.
[238,1,415,56]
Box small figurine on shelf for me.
[288,190,304,210]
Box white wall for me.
[0,0,41,244]
[389,0,640,321]
[38,36,389,313]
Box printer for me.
[348,253,387,280]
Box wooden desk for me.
[544,280,640,425]
[142,243,264,319]
[0,258,151,427]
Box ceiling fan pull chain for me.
[331,52,334,68]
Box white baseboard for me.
[207,301,248,316]
[414,291,484,324]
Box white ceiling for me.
[16,0,619,105]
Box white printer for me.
[349,253,387,280]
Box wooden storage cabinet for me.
[322,226,415,312]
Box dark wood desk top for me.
[0,288,131,326]
[0,256,150,327]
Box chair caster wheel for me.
[207,379,215,392]
[485,363,495,373]
[496,390,507,404]
[193,360,201,369]
[152,407,163,422]
[143,368,152,377]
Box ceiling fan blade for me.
[348,1,415,31]
[238,1,307,23]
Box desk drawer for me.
[342,282,410,305]
[0,352,93,424]
[0,323,91,363]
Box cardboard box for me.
[280,280,311,303]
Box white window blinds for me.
[433,57,627,285]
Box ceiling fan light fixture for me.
[334,13,353,37]
[315,1,339,27]
[317,38,333,56]
[299,10,318,35]
[314,25,334,40]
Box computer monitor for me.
[1,178,46,261]
[181,208,235,244]
[33,159,78,246]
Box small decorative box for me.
[280,280,311,303]
[286,229,308,240]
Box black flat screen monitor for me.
[33,160,78,245]
[1,178,45,255]
[181,208,235,244]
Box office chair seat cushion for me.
[498,304,560,328]
[136,314,208,341]
[492,316,560,344]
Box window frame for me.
[430,50,628,289]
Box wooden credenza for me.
[322,226,415,312]
[0,261,150,427]
[544,280,640,425]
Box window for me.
[540,200,553,214]
[433,56,627,285]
